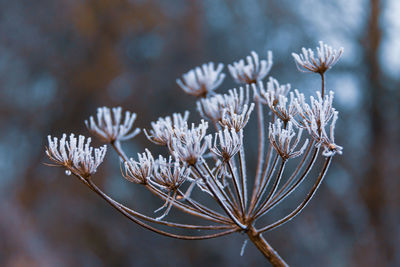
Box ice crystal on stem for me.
[292,41,343,74]
[46,134,106,178]
[85,107,140,143]
[228,51,273,84]
[176,62,225,98]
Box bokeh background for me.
[1,0,399,266]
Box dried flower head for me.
[268,120,309,160]
[197,86,250,123]
[144,111,189,146]
[176,62,225,98]
[123,149,154,184]
[294,90,336,130]
[46,134,107,178]
[219,103,255,132]
[255,77,291,102]
[268,92,298,123]
[210,128,243,162]
[169,120,211,166]
[294,90,343,156]
[85,107,140,143]
[150,156,191,191]
[292,41,344,74]
[228,51,273,84]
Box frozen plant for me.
[45,42,344,267]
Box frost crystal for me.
[46,134,107,178]
[177,62,225,97]
[228,51,273,84]
[292,41,343,74]
[85,107,140,143]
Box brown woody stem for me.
[247,226,288,267]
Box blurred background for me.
[1,0,399,266]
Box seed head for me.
[123,149,154,184]
[176,62,225,98]
[85,107,140,143]
[209,128,243,162]
[268,120,309,160]
[169,120,211,166]
[292,41,343,74]
[144,111,189,146]
[46,134,107,178]
[219,103,255,132]
[197,86,250,123]
[149,156,191,191]
[228,51,273,84]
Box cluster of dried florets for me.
[45,41,344,265]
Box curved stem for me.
[258,157,332,233]
[195,164,247,230]
[247,226,288,267]
[256,147,319,218]
[82,176,238,240]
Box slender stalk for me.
[258,156,332,233]
[227,160,245,216]
[320,72,325,97]
[254,100,265,188]
[252,160,286,217]
[247,226,288,267]
[84,176,239,240]
[256,147,319,218]
[194,165,247,229]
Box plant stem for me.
[247,226,288,267]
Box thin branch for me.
[257,156,332,233]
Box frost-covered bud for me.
[176,62,225,98]
[144,111,189,146]
[169,120,211,166]
[149,156,191,191]
[294,90,336,130]
[46,134,107,178]
[210,128,243,162]
[228,51,273,84]
[294,90,343,156]
[85,107,140,143]
[292,41,343,74]
[123,149,154,184]
[268,120,309,160]
[255,77,291,103]
[219,103,255,132]
[262,89,298,123]
[197,86,250,123]
[197,94,225,122]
